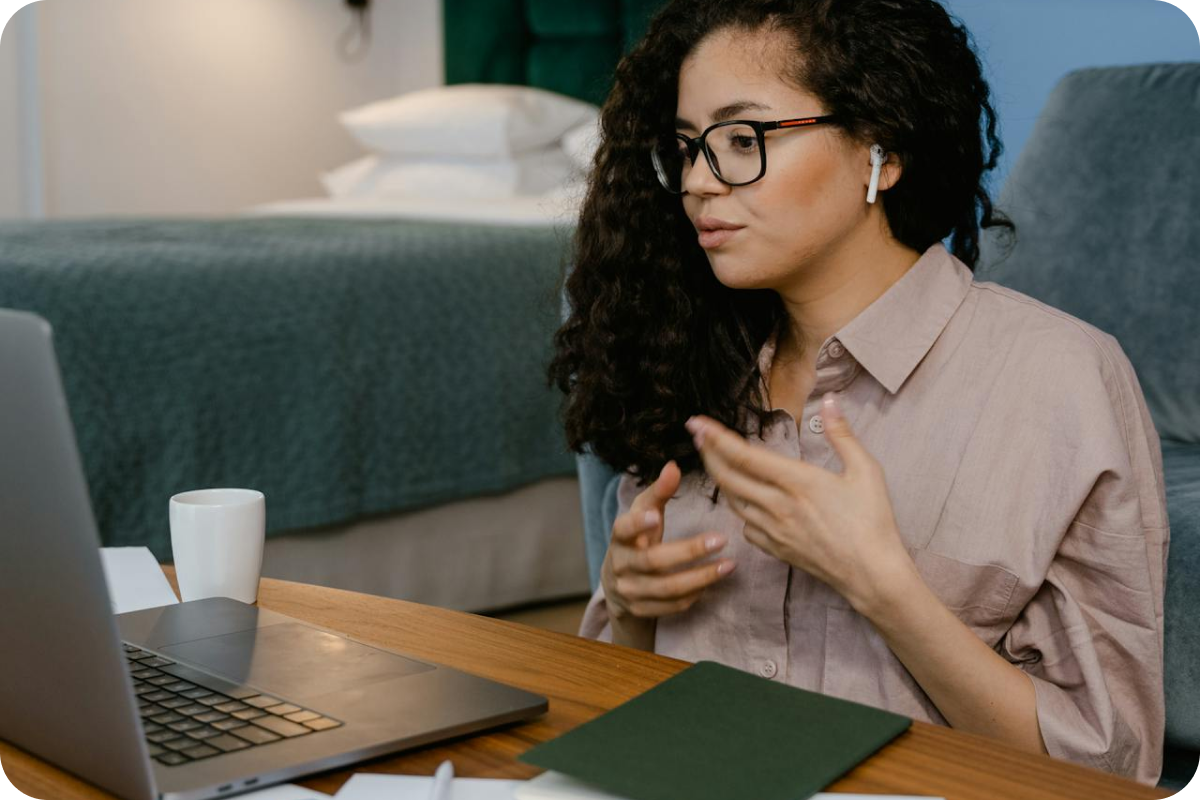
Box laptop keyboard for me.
[124,644,343,767]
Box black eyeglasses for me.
[651,115,839,194]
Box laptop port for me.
[244,778,260,786]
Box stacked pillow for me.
[324,84,601,201]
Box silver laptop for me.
[0,309,548,800]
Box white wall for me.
[0,0,443,219]
[0,5,27,218]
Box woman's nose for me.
[682,150,730,196]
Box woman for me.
[548,0,1168,785]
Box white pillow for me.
[338,84,600,158]
[561,115,602,174]
[320,146,576,201]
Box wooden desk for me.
[2,574,1170,800]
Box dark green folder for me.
[519,661,912,800]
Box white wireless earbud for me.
[867,144,886,204]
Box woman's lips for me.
[698,227,743,249]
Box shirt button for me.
[759,660,778,679]
[808,415,825,434]
[828,341,845,359]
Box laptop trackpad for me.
[160,623,434,699]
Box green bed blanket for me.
[0,216,577,560]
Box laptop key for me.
[149,711,183,724]
[167,720,203,733]
[194,711,228,724]
[242,695,281,709]
[211,719,248,731]
[142,657,174,668]
[140,705,166,719]
[231,708,266,721]
[185,727,222,741]
[162,738,195,752]
[196,694,230,707]
[208,734,251,753]
[146,730,181,744]
[251,716,311,738]
[143,723,165,735]
[163,681,196,693]
[144,691,174,703]
[157,664,259,699]
[147,744,166,757]
[283,711,320,724]
[181,688,213,700]
[214,701,249,713]
[182,744,220,760]
[155,752,189,766]
[231,725,281,745]
[132,668,163,680]
[134,684,159,696]
[159,698,191,710]
[303,717,343,732]
[264,703,302,716]
[177,703,210,717]
[147,676,177,687]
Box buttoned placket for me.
[774,338,859,686]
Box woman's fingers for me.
[611,502,664,545]
[612,460,681,547]
[621,532,727,574]
[615,557,736,606]
[604,462,738,621]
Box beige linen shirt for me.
[579,242,1169,785]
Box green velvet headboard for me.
[443,0,667,107]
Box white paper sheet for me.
[514,771,945,800]
[334,773,522,800]
[99,546,179,614]
[332,771,943,800]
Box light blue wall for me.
[941,0,1199,192]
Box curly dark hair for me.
[548,0,1014,488]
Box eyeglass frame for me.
[651,114,840,194]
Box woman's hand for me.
[685,392,914,614]
[600,460,735,648]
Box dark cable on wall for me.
[339,0,372,63]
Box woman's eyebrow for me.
[676,100,772,130]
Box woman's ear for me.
[866,145,903,204]
[877,151,903,192]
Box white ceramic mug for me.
[169,488,266,604]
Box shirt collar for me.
[756,242,973,396]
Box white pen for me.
[426,759,455,800]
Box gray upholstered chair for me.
[977,61,1200,789]
[574,62,1200,788]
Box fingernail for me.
[643,510,660,528]
[717,560,736,576]
[705,535,726,552]
[823,392,843,421]
[685,417,700,434]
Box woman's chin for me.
[709,260,776,291]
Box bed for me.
[0,1,665,612]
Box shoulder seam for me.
[974,285,1142,526]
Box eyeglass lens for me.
[653,124,763,192]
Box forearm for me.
[851,560,1049,757]
[609,609,657,651]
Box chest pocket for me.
[910,548,1020,643]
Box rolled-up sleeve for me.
[995,333,1169,785]
[578,472,641,643]
[578,584,614,642]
